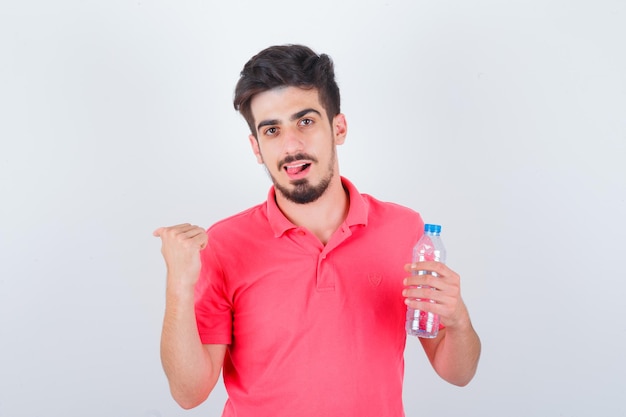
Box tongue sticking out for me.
[285,163,309,175]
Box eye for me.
[264,127,278,136]
[299,118,314,127]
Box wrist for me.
[165,276,197,300]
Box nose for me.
[282,127,304,154]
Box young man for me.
[154,44,480,417]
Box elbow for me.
[436,334,481,387]
[165,363,222,410]
[172,392,208,410]
[178,400,202,411]
[447,373,475,387]
[438,358,480,387]
[439,367,478,387]
[170,384,212,410]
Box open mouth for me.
[284,162,311,175]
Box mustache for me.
[278,153,318,167]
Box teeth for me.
[286,163,307,169]
[285,162,309,174]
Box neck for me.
[275,176,349,245]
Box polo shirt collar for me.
[266,176,369,238]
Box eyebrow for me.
[256,108,322,132]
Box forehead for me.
[250,86,326,123]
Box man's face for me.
[248,86,347,204]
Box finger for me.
[154,223,195,237]
[404,298,441,312]
[404,273,444,289]
[403,284,440,300]
[409,261,448,275]
[174,226,208,249]
[170,223,194,234]
[180,226,205,239]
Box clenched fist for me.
[153,223,208,289]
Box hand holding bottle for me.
[404,224,470,337]
[403,260,470,332]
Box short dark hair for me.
[233,44,341,137]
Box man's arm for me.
[154,224,227,409]
[403,262,481,386]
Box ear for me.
[333,113,347,145]
[248,134,264,164]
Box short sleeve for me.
[194,236,233,345]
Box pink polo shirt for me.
[195,177,424,417]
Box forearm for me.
[160,285,218,409]
[428,320,481,386]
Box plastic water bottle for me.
[406,223,447,338]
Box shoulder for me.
[362,193,421,220]
[357,194,424,241]
[343,177,421,225]
[207,202,268,238]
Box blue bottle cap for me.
[424,224,442,234]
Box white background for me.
[1,1,625,416]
